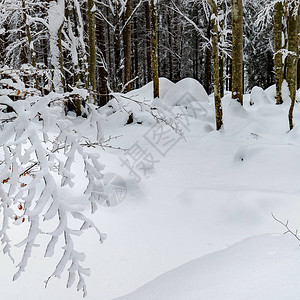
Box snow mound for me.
[264,81,290,105]
[116,234,300,300]
[161,78,209,106]
[263,84,276,102]
[250,86,271,106]
[125,77,174,102]
[99,77,211,128]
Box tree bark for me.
[208,0,223,130]
[47,0,65,93]
[96,14,108,106]
[231,0,243,105]
[123,0,132,92]
[133,17,139,88]
[205,18,211,94]
[88,0,96,103]
[274,1,283,104]
[150,0,159,98]
[167,4,173,81]
[219,0,225,98]
[114,2,122,90]
[287,3,298,130]
[297,5,300,89]
[22,0,38,88]
[106,6,112,88]
[145,1,152,83]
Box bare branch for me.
[272,213,300,243]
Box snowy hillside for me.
[1,78,300,300]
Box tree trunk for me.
[145,1,152,83]
[123,0,132,92]
[219,0,225,98]
[22,0,38,88]
[150,0,159,98]
[88,0,96,103]
[73,0,88,90]
[231,0,243,105]
[114,2,122,91]
[208,0,223,130]
[71,3,80,87]
[274,1,283,104]
[297,6,300,89]
[96,14,108,106]
[48,0,65,93]
[106,6,112,89]
[133,17,139,89]
[167,5,173,81]
[287,3,298,130]
[205,18,211,94]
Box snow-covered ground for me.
[1,78,300,299]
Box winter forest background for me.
[1,0,300,299]
[0,0,275,99]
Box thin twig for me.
[19,135,125,177]
[272,213,300,243]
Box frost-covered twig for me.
[272,213,300,243]
[111,93,185,138]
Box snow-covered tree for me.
[0,79,107,296]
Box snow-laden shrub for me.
[100,92,188,136]
[0,91,106,296]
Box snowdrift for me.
[117,234,300,300]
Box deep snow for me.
[1,78,300,299]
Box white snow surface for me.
[1,78,300,300]
[160,77,209,106]
[117,234,300,300]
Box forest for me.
[1,0,300,299]
[0,0,275,98]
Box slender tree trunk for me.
[71,4,80,86]
[173,4,181,82]
[229,57,232,91]
[219,53,224,97]
[88,0,96,103]
[287,3,298,130]
[73,0,88,90]
[150,0,159,98]
[114,2,122,90]
[205,18,211,94]
[123,0,132,92]
[194,33,199,80]
[297,6,300,89]
[167,6,173,81]
[106,6,112,88]
[133,17,139,89]
[208,0,223,130]
[145,1,152,83]
[219,0,225,98]
[274,1,284,104]
[48,0,65,93]
[96,14,108,107]
[58,23,64,91]
[22,0,38,88]
[231,0,243,105]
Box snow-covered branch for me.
[0,91,108,296]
